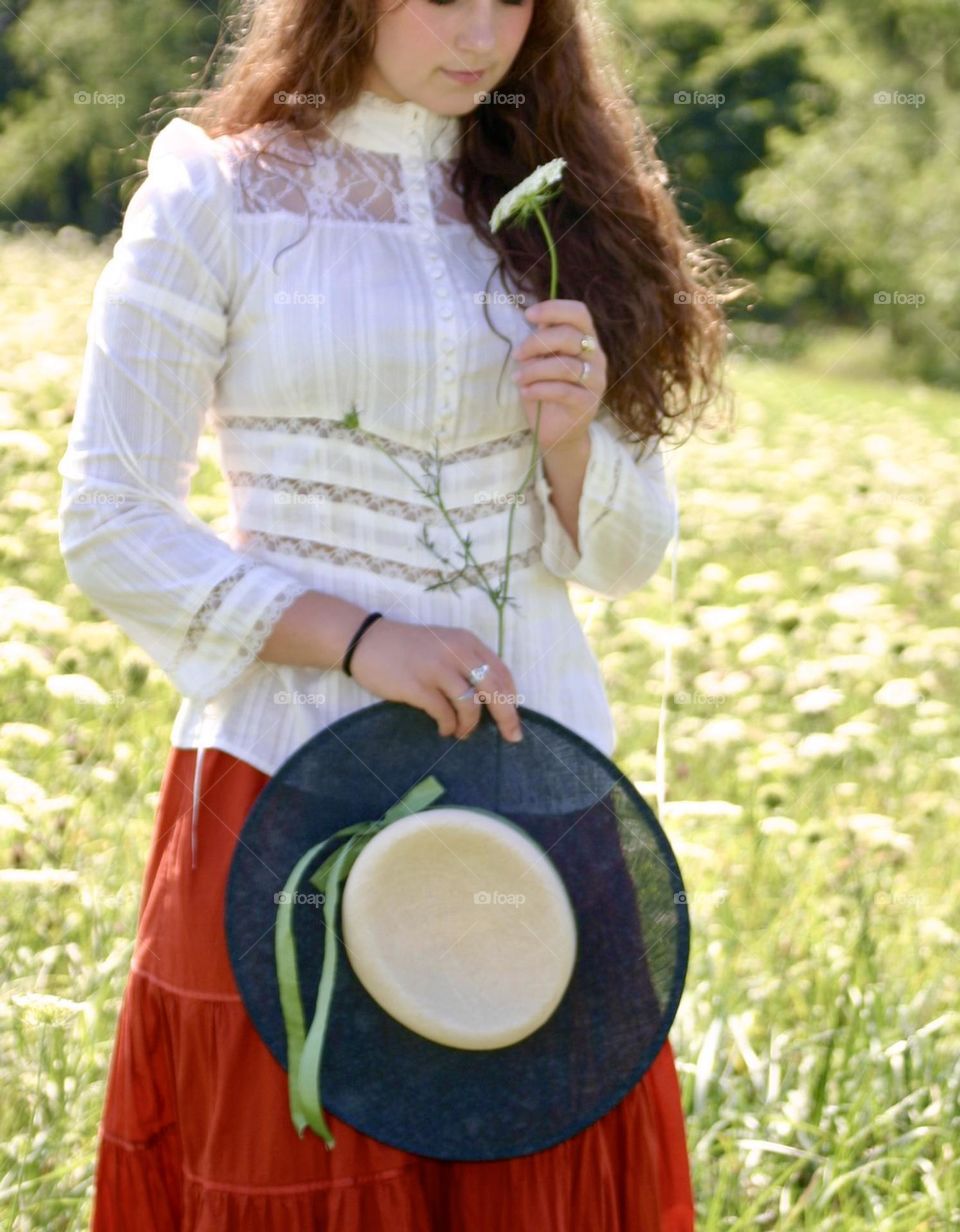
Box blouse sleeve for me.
[532,406,677,600]
[58,118,310,702]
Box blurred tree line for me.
[1,0,957,383]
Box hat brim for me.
[224,700,689,1161]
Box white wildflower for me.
[757,815,799,836]
[697,716,748,747]
[0,641,52,678]
[0,722,53,747]
[734,571,783,595]
[795,732,850,760]
[831,548,900,582]
[844,813,913,853]
[0,766,47,806]
[0,867,78,885]
[738,634,788,664]
[45,673,112,705]
[490,158,566,232]
[792,685,844,714]
[661,800,744,822]
[0,805,28,832]
[0,430,51,462]
[873,678,922,708]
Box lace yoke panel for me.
[222,122,469,226]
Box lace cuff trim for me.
[175,566,311,702]
[181,562,256,655]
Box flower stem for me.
[497,202,560,658]
[365,436,497,600]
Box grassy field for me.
[1,229,959,1229]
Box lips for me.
[442,68,488,81]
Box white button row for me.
[403,155,459,436]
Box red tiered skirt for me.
[90,745,696,1231]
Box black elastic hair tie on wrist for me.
[343,611,384,678]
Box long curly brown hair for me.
[162,0,750,450]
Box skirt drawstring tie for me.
[190,702,213,872]
[191,742,206,871]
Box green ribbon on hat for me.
[274,773,448,1147]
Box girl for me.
[60,0,737,1225]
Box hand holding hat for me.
[225,701,689,1161]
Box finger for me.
[462,640,515,699]
[518,380,598,405]
[524,300,593,333]
[457,639,522,738]
[481,680,523,742]
[517,354,596,387]
[440,673,484,739]
[516,323,595,360]
[419,688,460,739]
[443,630,491,679]
[468,663,521,737]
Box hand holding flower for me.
[512,299,607,454]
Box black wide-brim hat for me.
[225,700,690,1162]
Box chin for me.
[436,88,490,115]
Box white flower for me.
[696,562,732,587]
[795,731,850,760]
[844,813,913,853]
[693,605,751,633]
[693,668,752,697]
[45,673,111,705]
[0,805,27,833]
[0,641,51,678]
[0,766,47,807]
[758,815,799,836]
[0,722,53,747]
[831,547,900,582]
[0,430,51,462]
[834,718,879,740]
[792,685,844,714]
[824,584,889,617]
[918,918,960,946]
[0,587,71,636]
[738,633,788,664]
[0,867,78,885]
[873,677,922,708]
[697,716,748,747]
[11,992,92,1026]
[661,800,743,821]
[490,158,567,232]
[734,571,783,595]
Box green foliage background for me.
[3,0,957,382]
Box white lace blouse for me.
[59,89,679,861]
